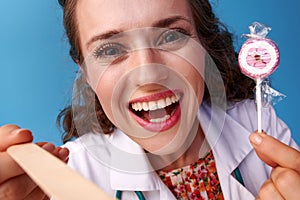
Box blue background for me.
[1,0,299,145]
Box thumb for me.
[0,125,34,151]
[249,132,300,172]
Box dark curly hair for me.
[57,0,255,143]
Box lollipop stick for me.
[256,78,262,133]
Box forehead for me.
[76,0,192,48]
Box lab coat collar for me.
[198,102,254,173]
[109,102,255,198]
[109,129,163,191]
[109,129,178,199]
[199,102,255,199]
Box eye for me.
[93,42,127,60]
[164,31,180,43]
[156,29,190,50]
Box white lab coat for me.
[64,99,299,200]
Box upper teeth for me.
[131,94,180,112]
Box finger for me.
[0,174,36,200]
[0,124,20,133]
[270,167,300,200]
[23,187,47,200]
[258,179,284,200]
[36,142,69,162]
[60,148,69,162]
[0,152,24,183]
[0,125,33,151]
[54,147,69,162]
[36,142,55,152]
[249,132,300,171]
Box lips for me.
[129,90,182,132]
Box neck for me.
[158,123,208,172]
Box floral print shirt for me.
[158,151,224,200]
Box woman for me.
[1,0,300,199]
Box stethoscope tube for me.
[116,190,146,200]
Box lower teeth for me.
[149,115,171,123]
[148,104,177,123]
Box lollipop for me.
[238,22,280,133]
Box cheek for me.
[95,83,113,120]
[94,70,121,123]
[194,75,205,102]
[171,59,205,101]
[186,70,204,103]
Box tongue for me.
[141,106,173,121]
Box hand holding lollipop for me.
[238,22,280,133]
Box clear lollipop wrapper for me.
[238,22,285,133]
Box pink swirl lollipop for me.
[238,38,280,79]
[238,22,281,133]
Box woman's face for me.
[77,0,205,154]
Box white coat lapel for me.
[109,129,160,191]
[109,130,177,199]
[199,103,255,199]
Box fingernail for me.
[14,129,32,135]
[249,133,263,145]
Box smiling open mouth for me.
[129,90,182,132]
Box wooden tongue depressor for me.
[7,143,114,200]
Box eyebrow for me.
[86,16,192,49]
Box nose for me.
[128,49,168,86]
